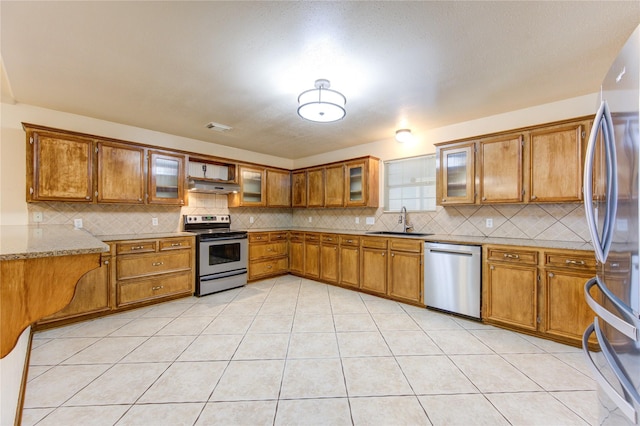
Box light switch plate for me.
[355,217,360,224]
[250,216,254,224]
[486,218,493,228]
[308,217,313,223]
[366,217,375,225]
[152,217,158,226]
[74,218,83,229]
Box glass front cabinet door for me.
[437,141,476,205]
[148,150,186,205]
[239,166,266,206]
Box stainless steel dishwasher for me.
[424,242,481,319]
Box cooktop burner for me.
[183,214,247,240]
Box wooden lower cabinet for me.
[304,234,321,279]
[248,232,289,280]
[320,235,339,283]
[36,235,195,329]
[388,239,423,305]
[289,232,304,275]
[339,236,360,289]
[360,237,388,296]
[482,244,597,347]
[37,253,112,325]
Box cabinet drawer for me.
[159,237,192,251]
[249,232,269,243]
[250,257,289,278]
[269,232,288,241]
[389,238,422,253]
[362,237,388,249]
[486,247,537,265]
[339,235,360,246]
[289,232,304,242]
[249,241,288,260]
[321,234,338,244]
[117,250,191,279]
[305,233,320,242]
[116,240,157,255]
[544,252,596,270]
[117,271,192,306]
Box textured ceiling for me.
[1,1,639,159]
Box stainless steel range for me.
[183,214,248,296]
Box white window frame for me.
[384,154,437,212]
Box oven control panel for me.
[184,214,230,224]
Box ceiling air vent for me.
[205,122,232,132]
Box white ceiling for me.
[2,1,639,159]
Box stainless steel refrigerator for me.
[583,24,640,425]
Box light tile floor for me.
[22,275,597,425]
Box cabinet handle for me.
[381,252,385,257]
[131,246,145,250]
[267,265,272,269]
[85,196,91,200]
[256,236,262,240]
[549,272,555,278]
[171,243,182,247]
[611,262,620,268]
[490,265,495,270]
[503,253,520,259]
[481,196,486,201]
[152,285,164,291]
[565,259,586,266]
[531,195,537,200]
[138,198,143,202]
[334,247,337,251]
[442,198,446,202]
[103,260,109,265]
[267,247,273,251]
[152,262,164,266]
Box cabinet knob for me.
[442,198,446,202]
[531,195,537,200]
[85,196,91,200]
[381,252,385,257]
[103,260,109,265]
[481,196,486,201]
[490,265,495,270]
[138,198,143,202]
[548,272,554,278]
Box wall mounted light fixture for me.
[395,129,413,143]
[297,79,346,123]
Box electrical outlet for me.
[486,218,493,228]
[355,217,360,224]
[74,218,83,229]
[366,217,375,225]
[152,217,158,226]
[250,217,254,224]
[33,212,43,223]
[308,216,313,223]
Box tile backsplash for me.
[28,193,590,243]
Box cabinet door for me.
[238,166,266,206]
[148,151,186,205]
[345,161,366,207]
[325,164,345,207]
[307,168,325,208]
[339,246,360,289]
[267,169,291,207]
[29,131,94,202]
[388,251,422,304]
[37,255,111,323]
[320,243,339,283]
[438,142,476,205]
[304,240,321,279]
[529,122,584,202]
[289,239,304,275]
[97,142,145,204]
[479,134,523,203]
[291,171,307,207]
[484,262,538,331]
[543,269,598,345]
[361,247,387,295]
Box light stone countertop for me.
[97,232,195,242]
[0,225,110,261]
[243,227,594,251]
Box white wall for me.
[0,327,30,426]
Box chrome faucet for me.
[400,206,413,233]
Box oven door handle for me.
[201,269,247,281]
[200,235,248,242]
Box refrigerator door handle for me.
[585,277,639,341]
[583,100,618,264]
[583,319,640,423]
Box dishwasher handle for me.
[425,242,480,256]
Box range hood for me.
[187,178,240,194]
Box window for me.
[384,154,436,211]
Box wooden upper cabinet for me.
[236,165,266,207]
[325,164,345,207]
[529,122,585,202]
[345,158,379,207]
[307,168,325,208]
[266,169,291,207]
[437,141,476,205]
[291,171,307,207]
[27,128,94,202]
[97,142,145,204]
[478,134,524,203]
[148,150,186,205]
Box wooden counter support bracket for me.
[0,253,101,358]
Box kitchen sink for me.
[366,231,433,237]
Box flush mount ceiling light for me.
[297,79,346,123]
[395,129,413,143]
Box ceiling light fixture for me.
[395,129,413,143]
[297,79,346,123]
